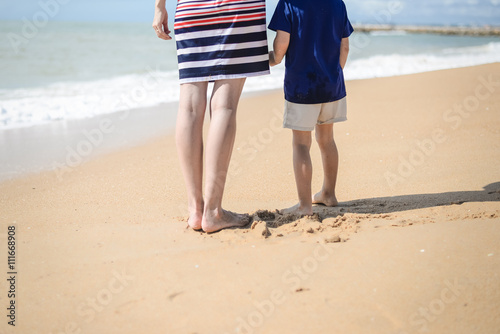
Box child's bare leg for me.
[288,130,314,216]
[313,123,339,207]
[176,82,208,230]
[202,79,249,233]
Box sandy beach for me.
[1,63,499,334]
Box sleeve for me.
[342,2,354,38]
[268,0,292,33]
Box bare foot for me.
[202,209,250,233]
[313,191,338,207]
[187,212,203,231]
[186,201,204,230]
[280,203,313,216]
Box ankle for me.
[188,204,204,215]
[203,206,222,218]
[187,195,203,207]
[298,201,312,212]
[319,188,336,197]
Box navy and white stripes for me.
[174,0,270,83]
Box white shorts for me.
[283,97,347,131]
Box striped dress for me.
[174,0,270,84]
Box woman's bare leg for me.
[202,78,249,233]
[176,82,208,230]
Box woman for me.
[153,0,270,232]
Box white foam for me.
[1,42,499,130]
[0,71,181,129]
[345,42,500,80]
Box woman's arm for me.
[153,0,172,40]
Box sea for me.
[0,21,499,130]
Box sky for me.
[0,0,499,26]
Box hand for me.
[152,8,172,40]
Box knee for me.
[293,133,312,151]
[210,94,238,118]
[210,103,238,122]
[315,133,334,150]
[212,105,236,117]
[178,105,205,123]
[293,143,311,162]
[294,142,311,152]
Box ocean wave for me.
[0,71,181,129]
[344,42,500,80]
[1,42,499,130]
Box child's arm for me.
[269,30,290,67]
[339,37,350,69]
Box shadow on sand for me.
[334,181,500,216]
[248,182,500,227]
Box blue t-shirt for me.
[268,0,353,104]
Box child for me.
[268,0,353,215]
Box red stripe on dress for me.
[177,0,244,11]
[175,5,265,19]
[174,13,265,30]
